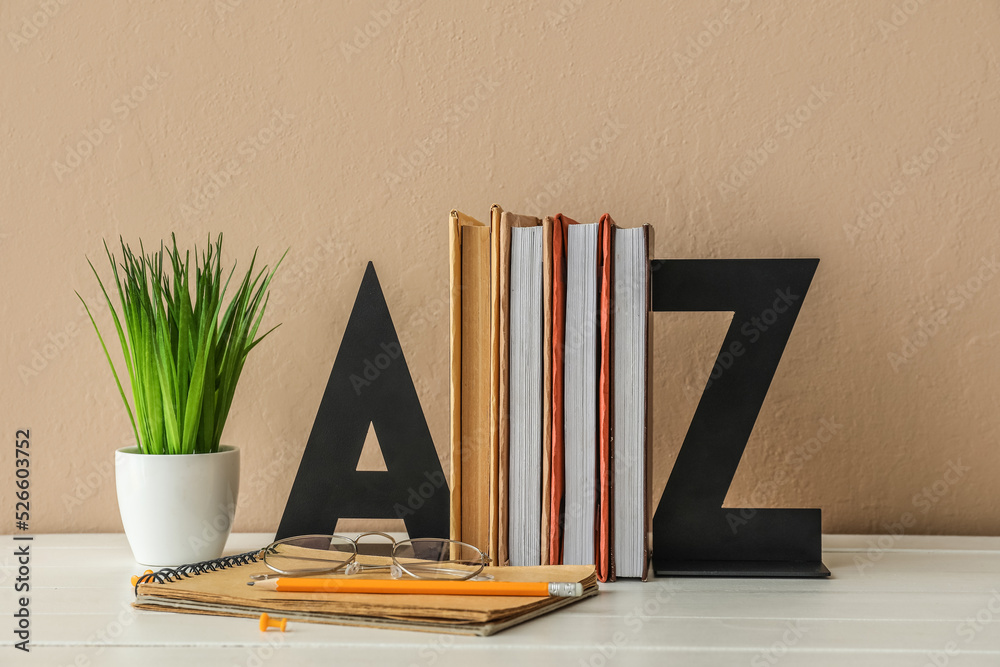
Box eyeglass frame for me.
[250,532,493,581]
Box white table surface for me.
[3,533,1000,666]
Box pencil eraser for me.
[548,582,584,597]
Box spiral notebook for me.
[132,549,598,636]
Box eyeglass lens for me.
[393,539,484,580]
[264,535,356,574]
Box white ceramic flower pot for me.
[115,446,240,567]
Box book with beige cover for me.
[450,210,493,554]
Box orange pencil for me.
[248,578,583,597]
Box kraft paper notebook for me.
[133,552,597,637]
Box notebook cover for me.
[548,213,577,565]
[596,214,615,583]
[488,204,503,564]
[498,211,542,566]
[134,553,598,637]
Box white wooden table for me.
[3,533,1000,666]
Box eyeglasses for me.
[251,532,493,581]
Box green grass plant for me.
[78,234,285,455]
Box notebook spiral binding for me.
[133,548,269,596]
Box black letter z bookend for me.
[651,259,830,578]
[276,262,448,540]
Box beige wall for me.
[2,0,999,537]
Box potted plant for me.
[79,234,284,566]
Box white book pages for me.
[613,226,648,577]
[509,226,543,566]
[562,223,599,566]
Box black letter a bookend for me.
[276,263,448,540]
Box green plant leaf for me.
[82,234,285,455]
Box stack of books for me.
[449,206,651,581]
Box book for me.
[548,213,578,565]
[498,211,543,566]
[597,214,614,583]
[449,210,492,553]
[540,216,554,567]
[562,221,599,567]
[509,224,543,566]
[133,550,598,636]
[487,204,503,564]
[611,223,651,580]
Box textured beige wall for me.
[2,0,999,537]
